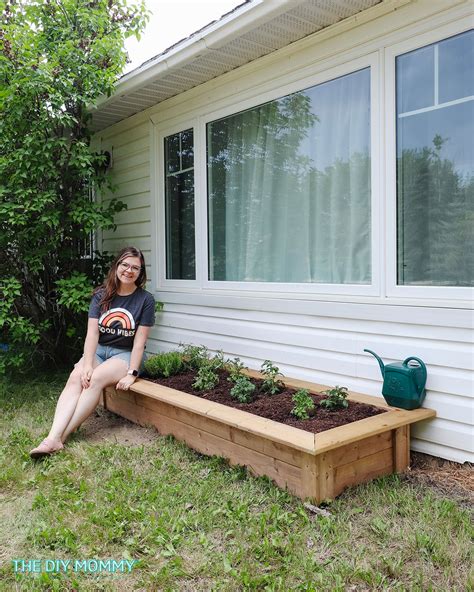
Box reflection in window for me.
[164,129,195,279]
[396,30,474,286]
[207,68,371,283]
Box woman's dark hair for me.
[94,247,147,313]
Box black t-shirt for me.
[88,288,155,350]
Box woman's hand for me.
[116,374,137,391]
[80,366,94,390]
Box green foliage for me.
[55,273,92,314]
[291,388,315,420]
[320,386,349,410]
[261,359,284,395]
[144,352,184,379]
[208,350,226,372]
[0,0,148,372]
[230,376,255,403]
[0,277,50,373]
[192,364,219,392]
[179,343,211,370]
[227,357,247,383]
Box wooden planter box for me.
[104,371,435,503]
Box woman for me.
[30,246,155,458]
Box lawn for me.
[0,372,472,591]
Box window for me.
[164,129,195,279]
[207,68,371,284]
[396,30,474,287]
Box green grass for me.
[0,373,472,591]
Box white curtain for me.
[207,68,371,284]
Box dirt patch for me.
[405,452,473,508]
[78,406,159,446]
[145,369,386,434]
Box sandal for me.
[30,438,64,459]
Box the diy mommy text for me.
[12,559,138,573]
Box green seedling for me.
[192,364,219,391]
[261,360,284,395]
[230,376,255,403]
[320,385,349,410]
[227,357,247,383]
[291,388,315,419]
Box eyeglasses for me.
[118,262,142,274]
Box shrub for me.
[320,386,349,410]
[230,376,255,403]
[261,360,284,395]
[144,352,184,378]
[192,364,219,391]
[291,389,315,420]
[0,0,148,372]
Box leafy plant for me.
[261,360,284,395]
[208,350,226,372]
[56,273,93,314]
[179,343,211,370]
[192,364,219,391]
[230,376,255,403]
[227,357,247,383]
[144,352,184,378]
[291,389,315,419]
[0,0,148,372]
[320,386,349,410]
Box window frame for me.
[384,23,474,302]
[156,53,381,296]
[155,120,201,290]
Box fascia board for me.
[92,0,300,111]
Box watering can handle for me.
[403,357,426,372]
[403,357,427,395]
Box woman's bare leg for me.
[60,358,128,442]
[46,357,99,445]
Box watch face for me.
[128,370,138,376]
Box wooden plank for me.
[315,454,334,502]
[327,431,392,468]
[300,452,319,501]
[108,387,307,467]
[333,448,394,497]
[393,425,410,472]
[106,392,303,495]
[315,407,436,454]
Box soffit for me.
[91,0,381,132]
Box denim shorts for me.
[94,344,146,373]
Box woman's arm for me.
[81,318,100,389]
[116,325,151,391]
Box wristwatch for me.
[127,369,139,377]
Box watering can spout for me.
[364,349,385,377]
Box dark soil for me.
[143,369,386,434]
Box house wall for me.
[96,0,473,463]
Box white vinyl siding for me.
[100,122,152,268]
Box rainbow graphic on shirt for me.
[98,308,136,337]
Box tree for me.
[0,0,148,372]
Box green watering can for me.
[364,349,427,410]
